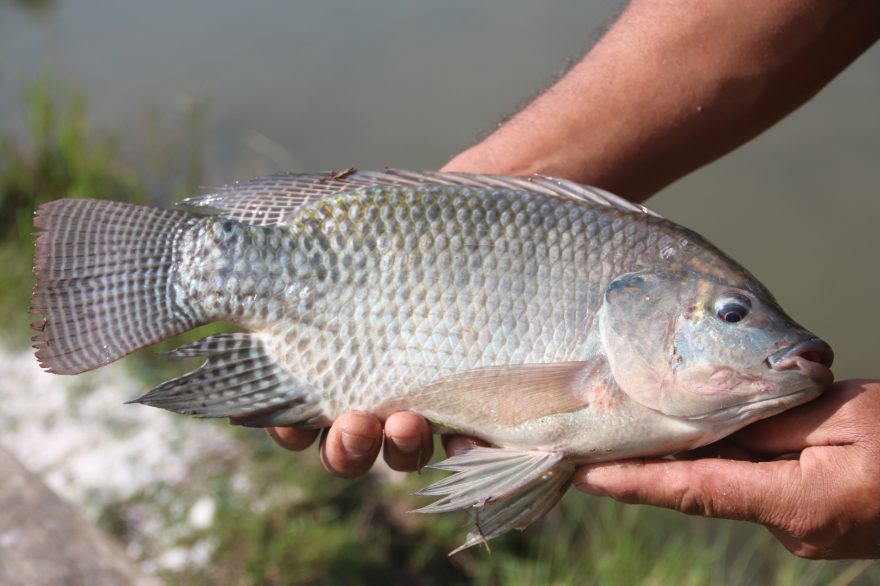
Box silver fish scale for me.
[177,185,679,419]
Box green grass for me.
[2,77,878,585]
[0,75,206,349]
[0,77,147,340]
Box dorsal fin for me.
[179,169,661,226]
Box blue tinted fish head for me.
[598,269,833,425]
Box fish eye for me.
[714,296,751,324]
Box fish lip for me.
[766,337,834,388]
[768,337,834,370]
[682,386,821,423]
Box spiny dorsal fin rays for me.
[381,170,660,218]
[178,169,661,226]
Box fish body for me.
[31,170,833,552]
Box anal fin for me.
[132,333,326,426]
[412,447,575,553]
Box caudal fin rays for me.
[31,199,202,374]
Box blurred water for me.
[1,0,878,378]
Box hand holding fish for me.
[575,379,880,560]
[273,381,880,559]
[31,0,876,555]
[265,0,880,555]
[267,411,432,477]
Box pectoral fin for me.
[395,360,609,428]
[412,447,575,553]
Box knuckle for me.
[672,461,725,517]
[784,514,831,543]
[831,381,880,433]
[668,463,712,516]
[781,449,880,554]
[676,488,709,516]
[785,542,824,560]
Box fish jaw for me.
[680,382,822,430]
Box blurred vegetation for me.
[0,75,206,349]
[158,430,880,586]
[0,79,143,339]
[1,77,878,585]
[3,0,58,15]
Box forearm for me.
[445,0,880,201]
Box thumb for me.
[573,457,800,526]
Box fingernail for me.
[341,430,377,456]
[576,467,610,496]
[393,435,422,454]
[576,462,639,496]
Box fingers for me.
[269,412,433,477]
[266,426,320,451]
[383,412,433,471]
[731,380,880,455]
[319,412,383,479]
[574,457,799,528]
[674,438,760,461]
[573,384,880,560]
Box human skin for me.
[267,0,880,558]
[576,380,880,559]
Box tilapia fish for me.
[31,170,834,552]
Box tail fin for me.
[31,199,203,374]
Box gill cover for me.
[598,270,687,414]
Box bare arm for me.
[447,0,880,200]
[270,0,880,483]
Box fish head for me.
[598,269,833,426]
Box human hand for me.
[574,379,880,559]
[266,412,433,478]
[267,381,880,560]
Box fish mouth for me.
[683,338,833,425]
[767,337,834,387]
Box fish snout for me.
[768,337,834,385]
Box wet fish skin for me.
[174,185,674,422]
[30,170,833,552]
